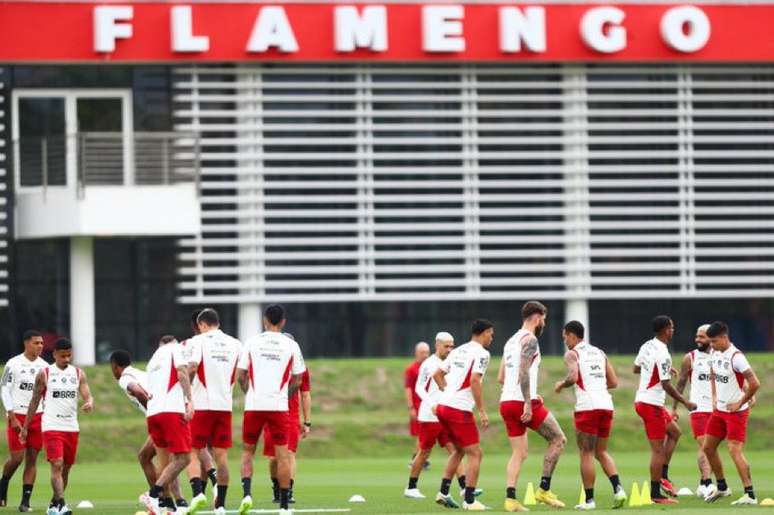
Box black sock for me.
[176,498,188,507]
[279,488,289,510]
[241,477,252,498]
[745,486,755,499]
[160,497,176,510]
[651,480,663,499]
[609,474,621,492]
[662,464,669,480]
[0,477,8,501]
[458,475,466,490]
[149,485,163,499]
[507,487,516,499]
[408,477,418,489]
[207,468,217,486]
[440,478,452,496]
[272,477,280,500]
[56,498,65,509]
[190,478,204,497]
[216,485,227,508]
[718,478,728,491]
[701,478,712,487]
[21,484,33,505]
[540,476,551,491]
[585,488,594,503]
[464,487,475,504]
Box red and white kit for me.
[118,365,149,415]
[145,342,192,454]
[706,345,751,443]
[499,329,550,437]
[264,369,311,456]
[41,364,82,465]
[187,329,242,449]
[238,331,306,448]
[686,349,714,438]
[634,338,674,440]
[1,354,48,452]
[414,354,451,451]
[404,361,422,437]
[571,342,615,438]
[436,341,490,448]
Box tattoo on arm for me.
[673,355,691,410]
[536,413,566,476]
[518,336,538,401]
[25,372,46,423]
[237,369,249,394]
[288,374,302,397]
[560,350,579,388]
[177,366,193,401]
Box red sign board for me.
[0,2,773,62]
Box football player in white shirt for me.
[554,321,627,510]
[498,301,566,512]
[236,304,306,515]
[432,319,493,511]
[702,321,760,506]
[673,324,716,497]
[0,330,47,512]
[185,308,242,514]
[21,339,94,515]
[633,315,695,504]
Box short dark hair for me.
[109,350,132,368]
[652,315,672,334]
[54,338,72,351]
[190,309,202,326]
[706,321,729,338]
[22,329,41,342]
[521,301,548,320]
[471,319,494,336]
[197,308,220,327]
[564,320,585,339]
[264,304,285,326]
[159,335,177,344]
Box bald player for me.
[404,342,431,465]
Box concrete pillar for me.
[565,297,589,339]
[70,236,95,365]
[239,303,262,343]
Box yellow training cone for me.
[578,486,586,505]
[523,482,537,506]
[641,481,653,505]
[760,498,774,507]
[628,482,641,507]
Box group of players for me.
[0,304,311,515]
[401,301,761,511]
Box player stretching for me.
[433,319,493,511]
[405,342,431,467]
[110,348,187,512]
[185,308,242,514]
[555,321,627,510]
[21,339,94,515]
[499,300,566,512]
[140,337,195,515]
[237,304,306,515]
[0,330,48,512]
[703,321,760,505]
[673,324,715,497]
[633,315,696,504]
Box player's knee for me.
[555,434,567,449]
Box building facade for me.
[2,2,774,363]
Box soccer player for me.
[633,315,696,504]
[184,308,242,514]
[140,336,195,515]
[499,301,566,512]
[0,330,48,512]
[20,339,94,515]
[109,348,187,511]
[673,324,715,497]
[554,321,627,510]
[702,321,760,505]
[237,304,306,515]
[433,319,493,511]
[405,342,430,465]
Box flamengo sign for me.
[1,3,774,61]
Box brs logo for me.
[715,375,730,384]
[52,390,76,399]
[19,382,34,391]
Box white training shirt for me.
[146,342,188,417]
[0,354,48,414]
[572,341,614,412]
[500,329,540,403]
[118,365,149,415]
[415,354,444,422]
[41,364,81,432]
[687,350,713,413]
[711,344,751,413]
[438,341,490,413]
[186,329,242,412]
[634,337,673,406]
[238,331,306,412]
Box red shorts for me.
[500,400,551,437]
[690,412,713,439]
[436,405,479,448]
[7,413,42,452]
[418,421,452,451]
[191,410,232,449]
[409,418,420,437]
[263,417,300,457]
[147,413,192,454]
[574,410,614,438]
[42,431,79,465]
[635,402,673,440]
[243,411,289,447]
[706,409,749,443]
